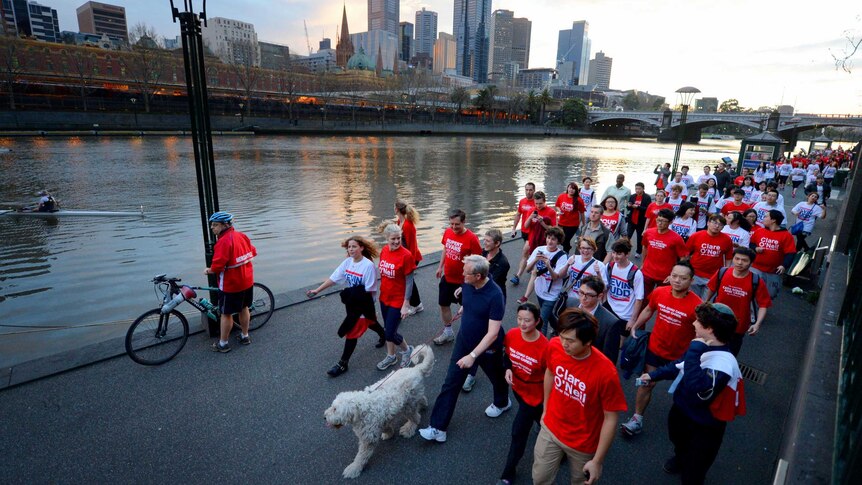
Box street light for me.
[130,97,138,130]
[238,102,244,125]
[671,86,700,177]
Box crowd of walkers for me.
[265,147,852,485]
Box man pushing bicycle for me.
[205,211,257,353]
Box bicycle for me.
[125,274,275,365]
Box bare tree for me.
[122,23,167,113]
[66,48,97,111]
[0,36,27,110]
[276,57,302,121]
[832,23,861,73]
[222,39,259,118]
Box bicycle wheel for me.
[125,309,189,366]
[247,282,275,331]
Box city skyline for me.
[40,0,862,114]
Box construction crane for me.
[303,20,312,55]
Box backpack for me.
[606,261,639,293]
[713,267,761,321]
[620,329,650,380]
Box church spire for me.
[335,3,354,68]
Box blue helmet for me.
[208,211,233,224]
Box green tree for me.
[718,98,741,113]
[538,88,552,124]
[526,90,541,124]
[622,92,641,110]
[559,98,588,127]
[450,86,469,122]
[473,85,499,124]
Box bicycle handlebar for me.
[152,274,181,284]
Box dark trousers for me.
[429,339,510,431]
[339,322,385,363]
[409,280,421,307]
[500,391,543,481]
[668,404,727,485]
[561,225,579,254]
[728,332,744,356]
[380,303,404,345]
[626,218,646,254]
[796,232,811,252]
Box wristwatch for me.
[470,351,478,359]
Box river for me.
[0,135,740,363]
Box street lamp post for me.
[671,86,701,177]
[130,97,138,130]
[239,102,244,125]
[320,107,325,129]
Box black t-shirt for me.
[459,279,505,349]
[483,249,511,301]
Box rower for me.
[37,191,59,212]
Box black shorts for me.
[791,180,803,188]
[438,279,463,307]
[644,348,672,369]
[777,175,788,184]
[219,286,253,315]
[521,231,529,241]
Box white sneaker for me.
[485,399,512,418]
[376,354,397,371]
[408,303,425,315]
[433,330,455,345]
[419,426,447,442]
[400,345,414,368]
[462,374,476,392]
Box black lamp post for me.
[239,102,244,125]
[130,97,138,130]
[671,86,700,177]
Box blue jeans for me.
[536,295,558,336]
[379,303,404,345]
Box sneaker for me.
[516,296,528,304]
[485,399,512,418]
[211,342,231,353]
[418,426,447,443]
[462,374,476,392]
[376,354,398,371]
[496,480,512,485]
[663,456,680,474]
[375,336,386,348]
[327,361,348,377]
[433,330,455,346]
[408,303,425,315]
[236,334,251,345]
[510,275,520,285]
[400,345,414,368]
[620,415,643,436]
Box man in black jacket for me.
[625,183,652,257]
[804,176,831,204]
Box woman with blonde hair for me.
[395,200,424,315]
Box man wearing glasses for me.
[576,276,626,365]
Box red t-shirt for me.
[647,286,702,361]
[641,228,688,281]
[401,219,423,263]
[600,211,622,235]
[707,270,772,334]
[750,228,797,273]
[542,338,627,453]
[505,328,549,407]
[630,195,644,224]
[686,231,734,278]
[210,227,256,292]
[441,228,482,284]
[720,201,751,216]
[517,198,537,234]
[645,202,672,229]
[526,206,557,231]
[378,245,416,308]
[556,193,586,227]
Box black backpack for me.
[606,261,639,292]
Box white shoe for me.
[419,426,447,442]
[408,303,425,315]
[433,330,455,345]
[376,354,397,371]
[462,374,476,392]
[400,345,414,368]
[485,399,512,418]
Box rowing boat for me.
[0,209,145,218]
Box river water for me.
[0,135,740,358]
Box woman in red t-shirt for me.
[499,302,549,484]
[377,224,417,371]
[644,189,671,229]
[600,195,624,241]
[396,200,424,315]
[556,182,587,254]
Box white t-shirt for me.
[580,188,595,208]
[670,217,697,239]
[721,225,751,248]
[791,168,806,181]
[792,202,824,233]
[765,167,776,179]
[778,163,793,176]
[697,174,717,186]
[753,169,765,183]
[752,201,787,227]
[807,164,820,176]
[667,196,685,213]
[565,255,607,297]
[330,256,377,292]
[528,246,568,300]
[680,174,696,190]
[741,185,757,204]
[823,166,837,178]
[806,173,818,185]
[692,194,717,227]
[605,261,644,321]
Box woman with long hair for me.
[670,202,697,241]
[600,195,624,242]
[307,236,387,377]
[395,200,424,315]
[721,211,752,248]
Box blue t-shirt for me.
[459,279,505,349]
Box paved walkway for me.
[0,189,834,484]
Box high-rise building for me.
[556,20,590,86]
[201,17,260,66]
[517,68,556,90]
[368,0,398,37]
[399,21,413,62]
[28,1,59,42]
[454,0,492,82]
[336,5,354,68]
[695,97,719,112]
[351,29,399,71]
[76,1,128,44]
[433,32,457,75]
[414,8,437,57]
[587,51,612,90]
[259,41,290,70]
[488,10,530,82]
[319,38,331,50]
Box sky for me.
[49,0,862,114]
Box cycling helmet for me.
[208,211,233,224]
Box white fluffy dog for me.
[324,345,435,479]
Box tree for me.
[559,98,588,127]
[526,90,541,124]
[123,23,167,113]
[223,38,260,119]
[832,26,861,73]
[0,35,27,110]
[622,92,641,110]
[718,98,741,113]
[450,86,469,122]
[505,91,526,124]
[473,85,498,124]
[538,88,552,124]
[66,49,97,111]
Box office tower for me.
[368,0,398,37]
[319,38,331,50]
[454,0,492,82]
[556,20,590,86]
[201,17,260,66]
[28,1,59,42]
[587,51,612,90]
[488,10,530,82]
[336,4,354,68]
[259,41,290,70]
[76,1,128,44]
[511,16,530,69]
[351,29,399,71]
[414,7,437,57]
[399,21,413,62]
[433,32,456,75]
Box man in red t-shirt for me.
[640,208,688,299]
[621,261,701,437]
[750,210,796,300]
[720,189,751,216]
[686,214,734,298]
[434,209,483,345]
[510,183,537,286]
[532,308,626,484]
[705,247,772,356]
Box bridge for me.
[587,110,862,141]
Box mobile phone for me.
[635,377,647,387]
